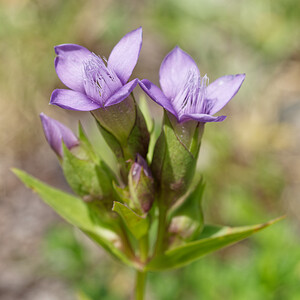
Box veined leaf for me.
[112,201,149,240]
[12,169,135,267]
[146,217,283,271]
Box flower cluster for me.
[42,26,246,255]
[15,27,279,300]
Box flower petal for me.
[207,74,246,115]
[40,113,79,157]
[50,89,101,111]
[139,79,177,117]
[159,46,200,100]
[180,113,227,123]
[54,44,92,93]
[104,79,138,107]
[108,27,142,85]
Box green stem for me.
[154,201,168,256]
[135,270,147,300]
[119,226,135,259]
[139,235,149,263]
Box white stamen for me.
[173,70,209,120]
[83,54,121,106]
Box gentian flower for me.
[40,113,78,157]
[139,46,245,123]
[50,27,142,111]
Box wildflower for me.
[40,113,78,157]
[50,28,142,110]
[139,46,245,123]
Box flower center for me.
[83,54,122,107]
[173,71,212,121]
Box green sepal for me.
[76,121,99,163]
[126,103,150,159]
[93,98,136,146]
[94,117,124,161]
[169,177,205,241]
[145,217,283,271]
[152,113,196,203]
[12,169,135,267]
[62,143,112,199]
[112,201,150,240]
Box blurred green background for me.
[1,0,300,299]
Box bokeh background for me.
[1,0,300,299]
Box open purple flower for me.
[50,27,142,111]
[40,113,79,157]
[139,46,245,123]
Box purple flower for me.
[40,113,79,157]
[50,28,142,111]
[139,46,245,123]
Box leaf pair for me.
[13,169,283,271]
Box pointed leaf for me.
[112,201,149,239]
[12,169,134,267]
[169,178,205,241]
[62,144,112,198]
[146,217,283,271]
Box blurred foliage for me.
[2,0,300,299]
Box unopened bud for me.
[40,113,79,158]
[128,154,154,214]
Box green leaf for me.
[112,201,149,240]
[12,169,135,267]
[168,177,205,241]
[62,143,112,198]
[146,217,283,271]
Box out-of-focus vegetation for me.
[1,0,300,299]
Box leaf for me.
[112,201,149,240]
[171,177,205,223]
[146,217,283,271]
[168,178,205,241]
[12,169,135,267]
[62,144,108,198]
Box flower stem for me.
[119,226,135,259]
[139,235,149,263]
[154,200,168,256]
[135,270,147,300]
